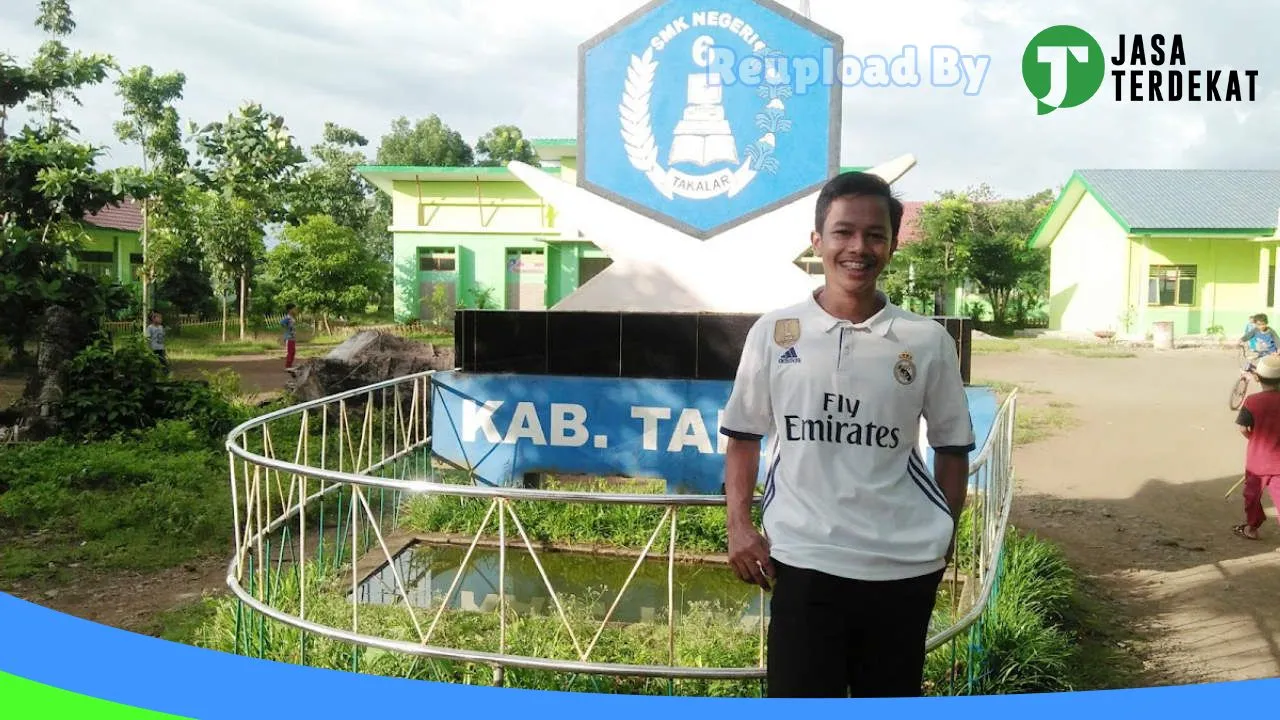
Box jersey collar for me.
[805,289,898,337]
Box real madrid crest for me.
[774,318,801,348]
[893,351,916,386]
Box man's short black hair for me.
[285,303,296,312]
[814,171,903,241]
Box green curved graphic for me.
[0,671,191,719]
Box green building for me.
[1031,169,1280,338]
[68,200,144,284]
[358,138,881,323]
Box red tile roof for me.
[898,201,925,245]
[83,199,143,232]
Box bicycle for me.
[1231,345,1260,410]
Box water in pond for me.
[355,543,959,630]
[354,543,767,626]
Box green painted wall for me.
[1136,236,1270,336]
[67,227,143,283]
[380,158,627,322]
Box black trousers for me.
[766,559,944,698]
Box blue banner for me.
[429,371,997,494]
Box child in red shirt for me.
[1234,354,1280,542]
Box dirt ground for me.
[5,342,1280,686]
[977,344,1280,686]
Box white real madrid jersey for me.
[720,291,976,582]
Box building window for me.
[77,250,116,280]
[1147,265,1197,307]
[418,249,456,272]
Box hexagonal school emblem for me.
[578,0,843,239]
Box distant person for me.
[1240,313,1280,362]
[146,311,168,371]
[282,304,298,372]
[718,172,974,698]
[1234,354,1280,544]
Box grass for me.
[972,337,1137,359]
[401,476,744,555]
[1030,338,1137,359]
[1014,401,1078,446]
[973,338,1023,354]
[0,425,232,581]
[173,515,1133,695]
[144,596,223,643]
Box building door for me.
[505,249,547,310]
[578,256,613,286]
[418,248,458,323]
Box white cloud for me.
[1,0,1276,202]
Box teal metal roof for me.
[1078,169,1280,231]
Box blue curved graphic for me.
[3,590,1280,718]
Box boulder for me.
[289,331,455,404]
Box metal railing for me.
[223,370,1017,694]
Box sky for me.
[1,0,1276,202]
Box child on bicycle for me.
[1240,314,1280,364]
[1234,354,1280,543]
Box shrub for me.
[58,336,247,445]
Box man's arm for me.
[923,330,977,556]
[719,319,774,588]
[724,437,765,552]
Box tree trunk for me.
[140,198,150,328]
[239,274,247,341]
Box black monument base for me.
[454,310,973,384]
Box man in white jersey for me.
[719,171,974,698]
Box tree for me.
[190,101,306,339]
[883,196,973,313]
[965,189,1054,324]
[188,190,263,341]
[114,64,189,321]
[0,0,140,436]
[375,115,473,167]
[24,0,114,130]
[289,122,374,231]
[475,124,539,167]
[266,215,382,333]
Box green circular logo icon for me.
[1022,25,1105,115]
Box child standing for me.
[282,303,297,372]
[1234,354,1280,542]
[146,312,168,371]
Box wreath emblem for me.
[619,46,792,201]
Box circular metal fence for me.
[223,370,1017,693]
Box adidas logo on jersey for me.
[778,347,801,364]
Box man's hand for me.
[728,520,775,590]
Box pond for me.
[354,543,766,627]
[355,543,959,631]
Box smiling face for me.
[811,194,897,298]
